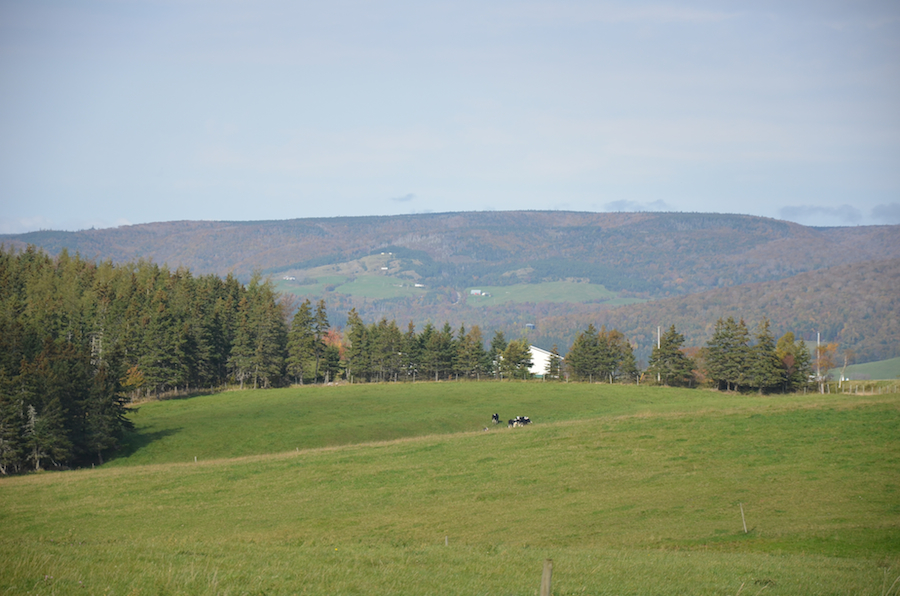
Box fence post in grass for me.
[740,503,747,534]
[540,559,553,596]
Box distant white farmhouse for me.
[528,345,562,377]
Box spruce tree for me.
[646,325,694,386]
[749,318,782,394]
[706,317,750,391]
[499,338,533,380]
[286,299,315,384]
[545,344,562,380]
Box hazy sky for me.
[1,0,898,233]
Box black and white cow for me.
[508,416,532,427]
[492,413,500,424]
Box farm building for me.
[528,345,561,378]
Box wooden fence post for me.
[540,559,553,596]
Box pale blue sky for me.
[1,0,898,233]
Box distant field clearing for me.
[466,281,646,305]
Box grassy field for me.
[466,281,646,306]
[276,274,428,300]
[2,383,899,595]
[832,357,900,381]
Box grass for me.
[2,384,899,595]
[112,383,866,466]
[831,357,900,381]
[466,281,645,305]
[276,274,428,300]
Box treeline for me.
[642,318,814,393]
[291,306,535,384]
[0,247,544,473]
[0,245,839,475]
[0,246,294,473]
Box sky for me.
[1,0,899,233]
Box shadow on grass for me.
[110,428,181,462]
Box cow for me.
[509,415,531,427]
[492,413,500,424]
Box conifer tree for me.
[312,299,330,383]
[344,308,369,382]
[545,344,562,380]
[749,318,782,394]
[706,317,751,391]
[401,321,419,381]
[566,324,600,382]
[775,332,813,392]
[646,325,694,386]
[488,331,507,378]
[228,296,254,390]
[287,299,316,384]
[499,338,533,380]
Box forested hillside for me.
[3,211,897,364]
[529,258,900,364]
[4,212,897,295]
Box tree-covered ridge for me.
[528,257,900,364]
[3,212,897,297]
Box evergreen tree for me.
[286,299,316,384]
[244,275,286,389]
[566,324,600,382]
[321,345,342,383]
[374,318,403,382]
[435,323,455,381]
[81,361,133,465]
[488,331,507,379]
[228,296,255,390]
[646,325,694,386]
[705,317,751,391]
[313,299,330,383]
[775,332,813,393]
[499,338,533,380]
[456,325,487,380]
[545,344,562,380]
[344,308,370,382]
[748,318,782,394]
[401,321,419,381]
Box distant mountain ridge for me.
[3,211,897,296]
[4,211,898,364]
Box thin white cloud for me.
[871,203,900,225]
[604,200,672,212]
[391,193,416,203]
[0,216,55,235]
[779,204,863,226]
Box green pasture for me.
[338,275,428,300]
[2,384,899,595]
[276,274,427,300]
[109,383,864,467]
[274,275,348,297]
[466,281,645,306]
[832,356,900,381]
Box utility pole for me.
[817,332,822,394]
[657,326,661,383]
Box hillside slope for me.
[4,211,897,362]
[4,211,898,297]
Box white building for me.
[528,345,562,378]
